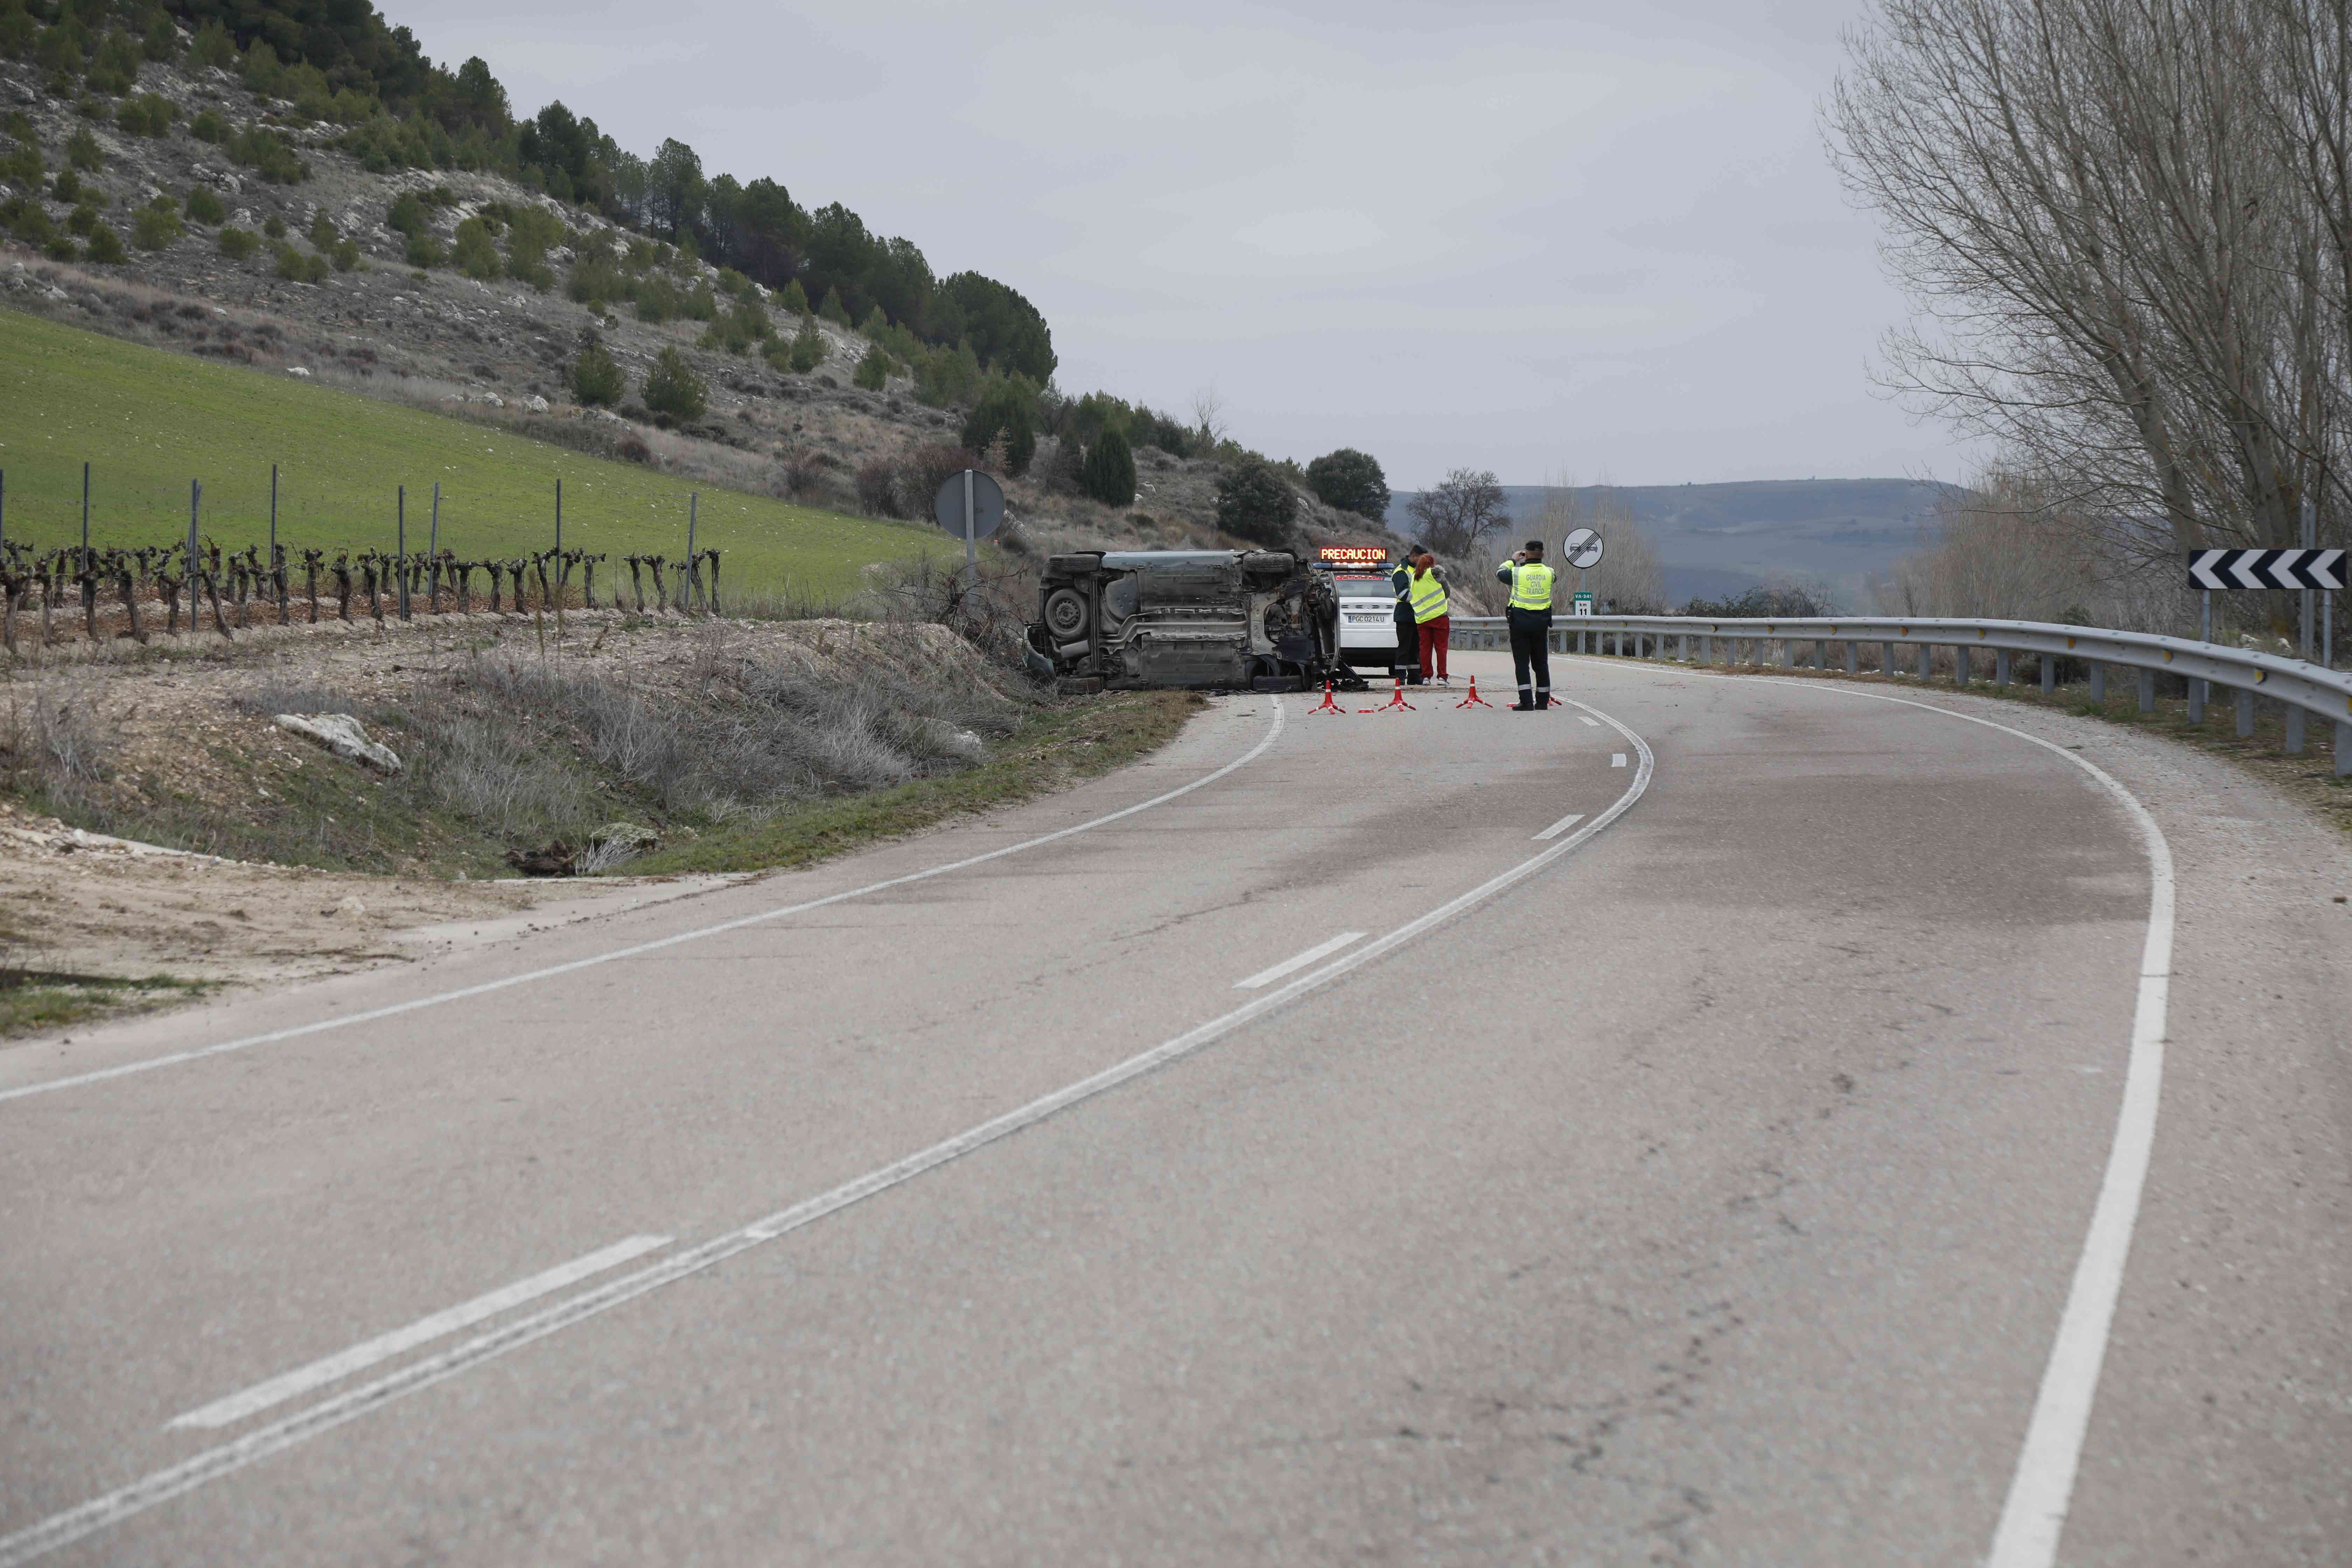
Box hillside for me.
[1388,479,1959,607]
[0,7,1390,574]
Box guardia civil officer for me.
[1495,539,1555,709]
[1391,543,1425,684]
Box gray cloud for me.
[392,0,1977,488]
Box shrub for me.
[913,341,982,408]
[452,215,499,279]
[903,443,985,514]
[1305,448,1391,519]
[188,20,237,71]
[65,127,102,171]
[566,252,625,307]
[84,220,125,263]
[0,9,34,60]
[385,190,426,236]
[403,230,444,268]
[142,10,178,62]
[308,209,337,249]
[1079,427,1138,507]
[960,380,1037,475]
[217,224,259,259]
[570,339,624,406]
[1214,456,1299,544]
[776,278,809,315]
[331,237,359,271]
[85,28,142,94]
[183,185,225,225]
[50,168,79,203]
[274,243,325,280]
[227,125,306,183]
[817,286,851,326]
[189,107,228,143]
[5,196,55,247]
[66,202,98,236]
[684,282,718,322]
[854,458,903,518]
[116,91,174,136]
[853,342,890,391]
[782,314,825,373]
[130,198,180,250]
[634,272,682,323]
[262,212,286,238]
[642,345,707,423]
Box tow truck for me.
[1311,545,1406,680]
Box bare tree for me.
[1189,387,1228,451]
[1825,0,2347,568]
[1406,468,1509,557]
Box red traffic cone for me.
[1309,680,1346,714]
[1455,675,1493,708]
[1362,675,1416,713]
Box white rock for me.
[525,394,550,413]
[332,895,367,918]
[273,713,402,774]
[286,365,310,377]
[482,391,503,407]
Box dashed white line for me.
[1235,932,1367,989]
[1578,715,1600,726]
[1533,811,1586,841]
[1611,753,1627,767]
[167,1235,672,1432]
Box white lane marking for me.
[1610,753,1627,767]
[1660,668,2172,1568]
[0,700,1655,1568]
[0,701,1290,1106]
[1578,715,1600,726]
[167,1235,672,1432]
[1532,811,1586,842]
[1234,932,1366,990]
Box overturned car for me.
[1024,550,1341,692]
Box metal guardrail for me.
[1445,613,2352,775]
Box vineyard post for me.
[79,461,88,571]
[687,492,696,613]
[429,481,440,614]
[187,478,198,564]
[268,463,277,565]
[1,467,7,551]
[397,484,410,619]
[554,477,562,557]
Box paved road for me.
[2,652,2346,1566]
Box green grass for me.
[606,691,1203,876]
[0,307,945,600]
[0,970,210,1038]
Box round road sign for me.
[932,469,1005,540]
[1562,527,1604,570]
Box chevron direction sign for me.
[2187,548,2345,591]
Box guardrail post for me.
[1779,638,1792,667]
[1917,644,1932,681]
[1678,633,1688,661]
[2042,654,2055,694]
[1845,641,1858,675]
[2236,687,2255,736]
[1995,648,2011,685]
[1882,641,1895,677]
[1955,646,1969,686]
[2137,668,2155,714]
[1700,634,1712,664]
[2187,678,2205,723]
[2337,717,2350,777]
[2286,705,2305,754]
[2090,663,2106,703]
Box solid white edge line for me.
[1234,932,1367,990]
[1589,662,2171,1568]
[0,698,1655,1568]
[0,699,1290,1106]
[1532,812,1585,842]
[167,1234,674,1432]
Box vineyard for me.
[1,534,726,650]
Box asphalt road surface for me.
[3,650,2347,1566]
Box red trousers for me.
[1417,615,1450,681]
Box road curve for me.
[1,650,2345,1565]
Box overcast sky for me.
[391,0,1975,490]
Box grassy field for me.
[0,308,948,601]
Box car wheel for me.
[1043,587,1090,641]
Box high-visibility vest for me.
[1507,561,1555,611]
[1392,567,1413,609]
[1409,569,1449,623]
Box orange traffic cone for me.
[1455,676,1493,708]
[1309,680,1346,714]
[1361,675,1416,713]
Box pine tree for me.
[1079,427,1137,507]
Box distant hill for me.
[1386,479,1961,608]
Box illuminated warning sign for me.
[1316,546,1391,565]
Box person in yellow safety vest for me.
[1391,544,1425,684]
[1409,551,1451,683]
[1495,539,1556,709]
